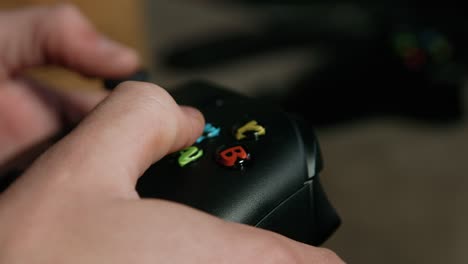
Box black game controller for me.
[0,77,341,246]
[132,80,340,246]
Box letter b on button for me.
[216,145,250,169]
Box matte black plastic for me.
[136,80,340,245]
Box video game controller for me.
[0,77,341,246]
[130,80,341,246]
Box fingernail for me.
[181,106,205,123]
[98,36,125,52]
[98,36,139,63]
[181,106,206,141]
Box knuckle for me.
[39,3,90,50]
[270,248,301,264]
[114,81,177,110]
[247,232,344,264]
[316,247,344,263]
[111,81,181,139]
[48,3,82,23]
[256,236,302,264]
[46,3,81,26]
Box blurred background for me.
[1,1,468,263]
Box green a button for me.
[178,146,203,167]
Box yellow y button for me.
[235,120,266,140]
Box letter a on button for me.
[178,146,203,167]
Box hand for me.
[0,4,345,263]
[0,3,139,173]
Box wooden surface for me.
[0,0,149,91]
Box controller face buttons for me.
[392,29,453,71]
[196,123,221,143]
[216,145,250,168]
[235,120,266,140]
[178,120,264,169]
[178,146,204,167]
[132,82,341,246]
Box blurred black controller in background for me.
[158,1,468,127]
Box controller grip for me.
[254,169,340,246]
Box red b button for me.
[216,145,250,169]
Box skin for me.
[0,4,345,264]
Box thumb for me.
[0,3,139,80]
[5,82,205,199]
